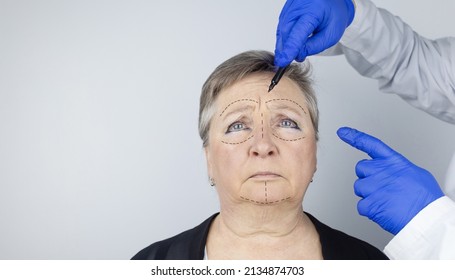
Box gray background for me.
[1,0,454,259]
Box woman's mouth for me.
[249,172,281,179]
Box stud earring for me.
[209,177,215,186]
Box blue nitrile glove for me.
[337,127,444,235]
[275,0,355,67]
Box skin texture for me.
[204,72,321,259]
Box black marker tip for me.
[268,66,287,93]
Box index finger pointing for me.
[337,127,397,159]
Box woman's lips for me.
[249,172,281,179]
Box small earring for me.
[209,177,215,186]
[310,179,313,183]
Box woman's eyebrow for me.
[219,99,258,118]
[220,104,256,120]
[265,99,307,116]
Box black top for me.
[131,212,388,260]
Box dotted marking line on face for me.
[221,135,254,145]
[264,181,267,203]
[265,98,307,114]
[272,133,305,142]
[240,180,290,205]
[239,196,291,205]
[261,113,264,139]
[219,99,259,117]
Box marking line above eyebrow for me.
[265,98,307,115]
[219,98,259,117]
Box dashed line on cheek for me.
[221,135,254,145]
[271,133,305,142]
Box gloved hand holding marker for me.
[274,0,355,67]
[270,0,355,92]
[337,127,444,235]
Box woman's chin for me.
[239,180,296,205]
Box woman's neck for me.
[206,203,322,259]
[219,203,306,237]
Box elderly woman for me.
[132,50,388,260]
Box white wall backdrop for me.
[1,0,454,259]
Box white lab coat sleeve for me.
[330,0,455,259]
[384,196,455,259]
[334,0,455,197]
[338,0,455,124]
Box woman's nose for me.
[249,124,278,157]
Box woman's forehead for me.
[218,98,307,120]
[216,74,308,113]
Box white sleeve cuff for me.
[384,196,455,259]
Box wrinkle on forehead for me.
[219,99,258,117]
[219,97,306,117]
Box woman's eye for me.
[279,119,299,129]
[226,122,247,133]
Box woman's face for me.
[205,72,317,208]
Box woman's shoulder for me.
[131,213,219,260]
[306,212,389,260]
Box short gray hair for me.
[198,50,318,146]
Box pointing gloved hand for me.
[337,127,445,235]
[275,0,355,67]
